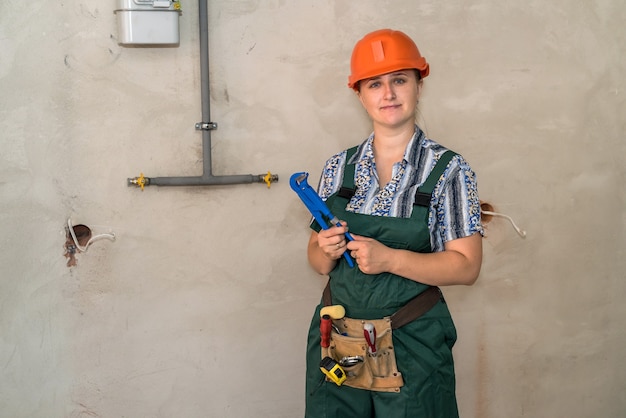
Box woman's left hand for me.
[347,235,392,274]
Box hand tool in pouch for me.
[320,304,346,320]
[321,305,348,336]
[289,172,355,267]
[363,323,377,356]
[320,314,332,348]
[320,356,347,386]
[364,322,384,377]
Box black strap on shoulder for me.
[414,151,457,207]
[338,146,359,199]
[337,187,355,199]
[413,192,432,207]
[337,148,457,207]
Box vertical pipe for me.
[198,0,212,178]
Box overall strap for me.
[413,151,457,207]
[322,281,332,306]
[336,148,457,205]
[336,146,358,199]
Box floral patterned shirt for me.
[315,126,483,252]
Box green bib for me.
[317,149,456,319]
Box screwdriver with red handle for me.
[320,315,332,348]
[363,323,377,356]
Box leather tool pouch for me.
[319,285,443,392]
[321,316,404,392]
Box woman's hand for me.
[311,226,483,285]
[316,221,349,260]
[347,233,483,286]
[307,222,350,275]
[347,235,392,274]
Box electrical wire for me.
[67,218,116,253]
[481,210,527,238]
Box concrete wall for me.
[1,0,624,416]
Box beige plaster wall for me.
[1,0,624,417]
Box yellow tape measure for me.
[320,356,347,386]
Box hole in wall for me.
[64,224,92,267]
[480,201,494,224]
[71,224,92,246]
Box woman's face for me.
[357,70,422,131]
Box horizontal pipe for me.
[127,172,278,187]
[150,174,261,186]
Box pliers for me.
[290,172,355,268]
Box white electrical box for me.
[114,0,182,46]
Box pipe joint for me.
[128,173,151,190]
[195,121,218,130]
[260,172,279,188]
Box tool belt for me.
[321,283,442,392]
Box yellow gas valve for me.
[128,173,148,191]
[263,171,278,188]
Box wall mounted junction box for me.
[114,0,182,46]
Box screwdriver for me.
[363,323,377,357]
[320,315,332,348]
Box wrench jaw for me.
[290,172,324,223]
[294,172,308,185]
[289,172,309,191]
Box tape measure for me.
[319,356,347,386]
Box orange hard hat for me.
[348,29,429,90]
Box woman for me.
[304,29,483,417]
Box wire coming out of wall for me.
[64,219,116,267]
[480,202,526,238]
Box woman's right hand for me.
[307,221,349,275]
[316,221,349,260]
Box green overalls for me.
[305,150,459,418]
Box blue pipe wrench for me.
[290,172,355,268]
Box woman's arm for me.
[346,232,482,286]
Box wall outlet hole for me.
[480,202,494,224]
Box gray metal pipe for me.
[128,0,277,189]
[198,0,212,179]
[150,173,265,186]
